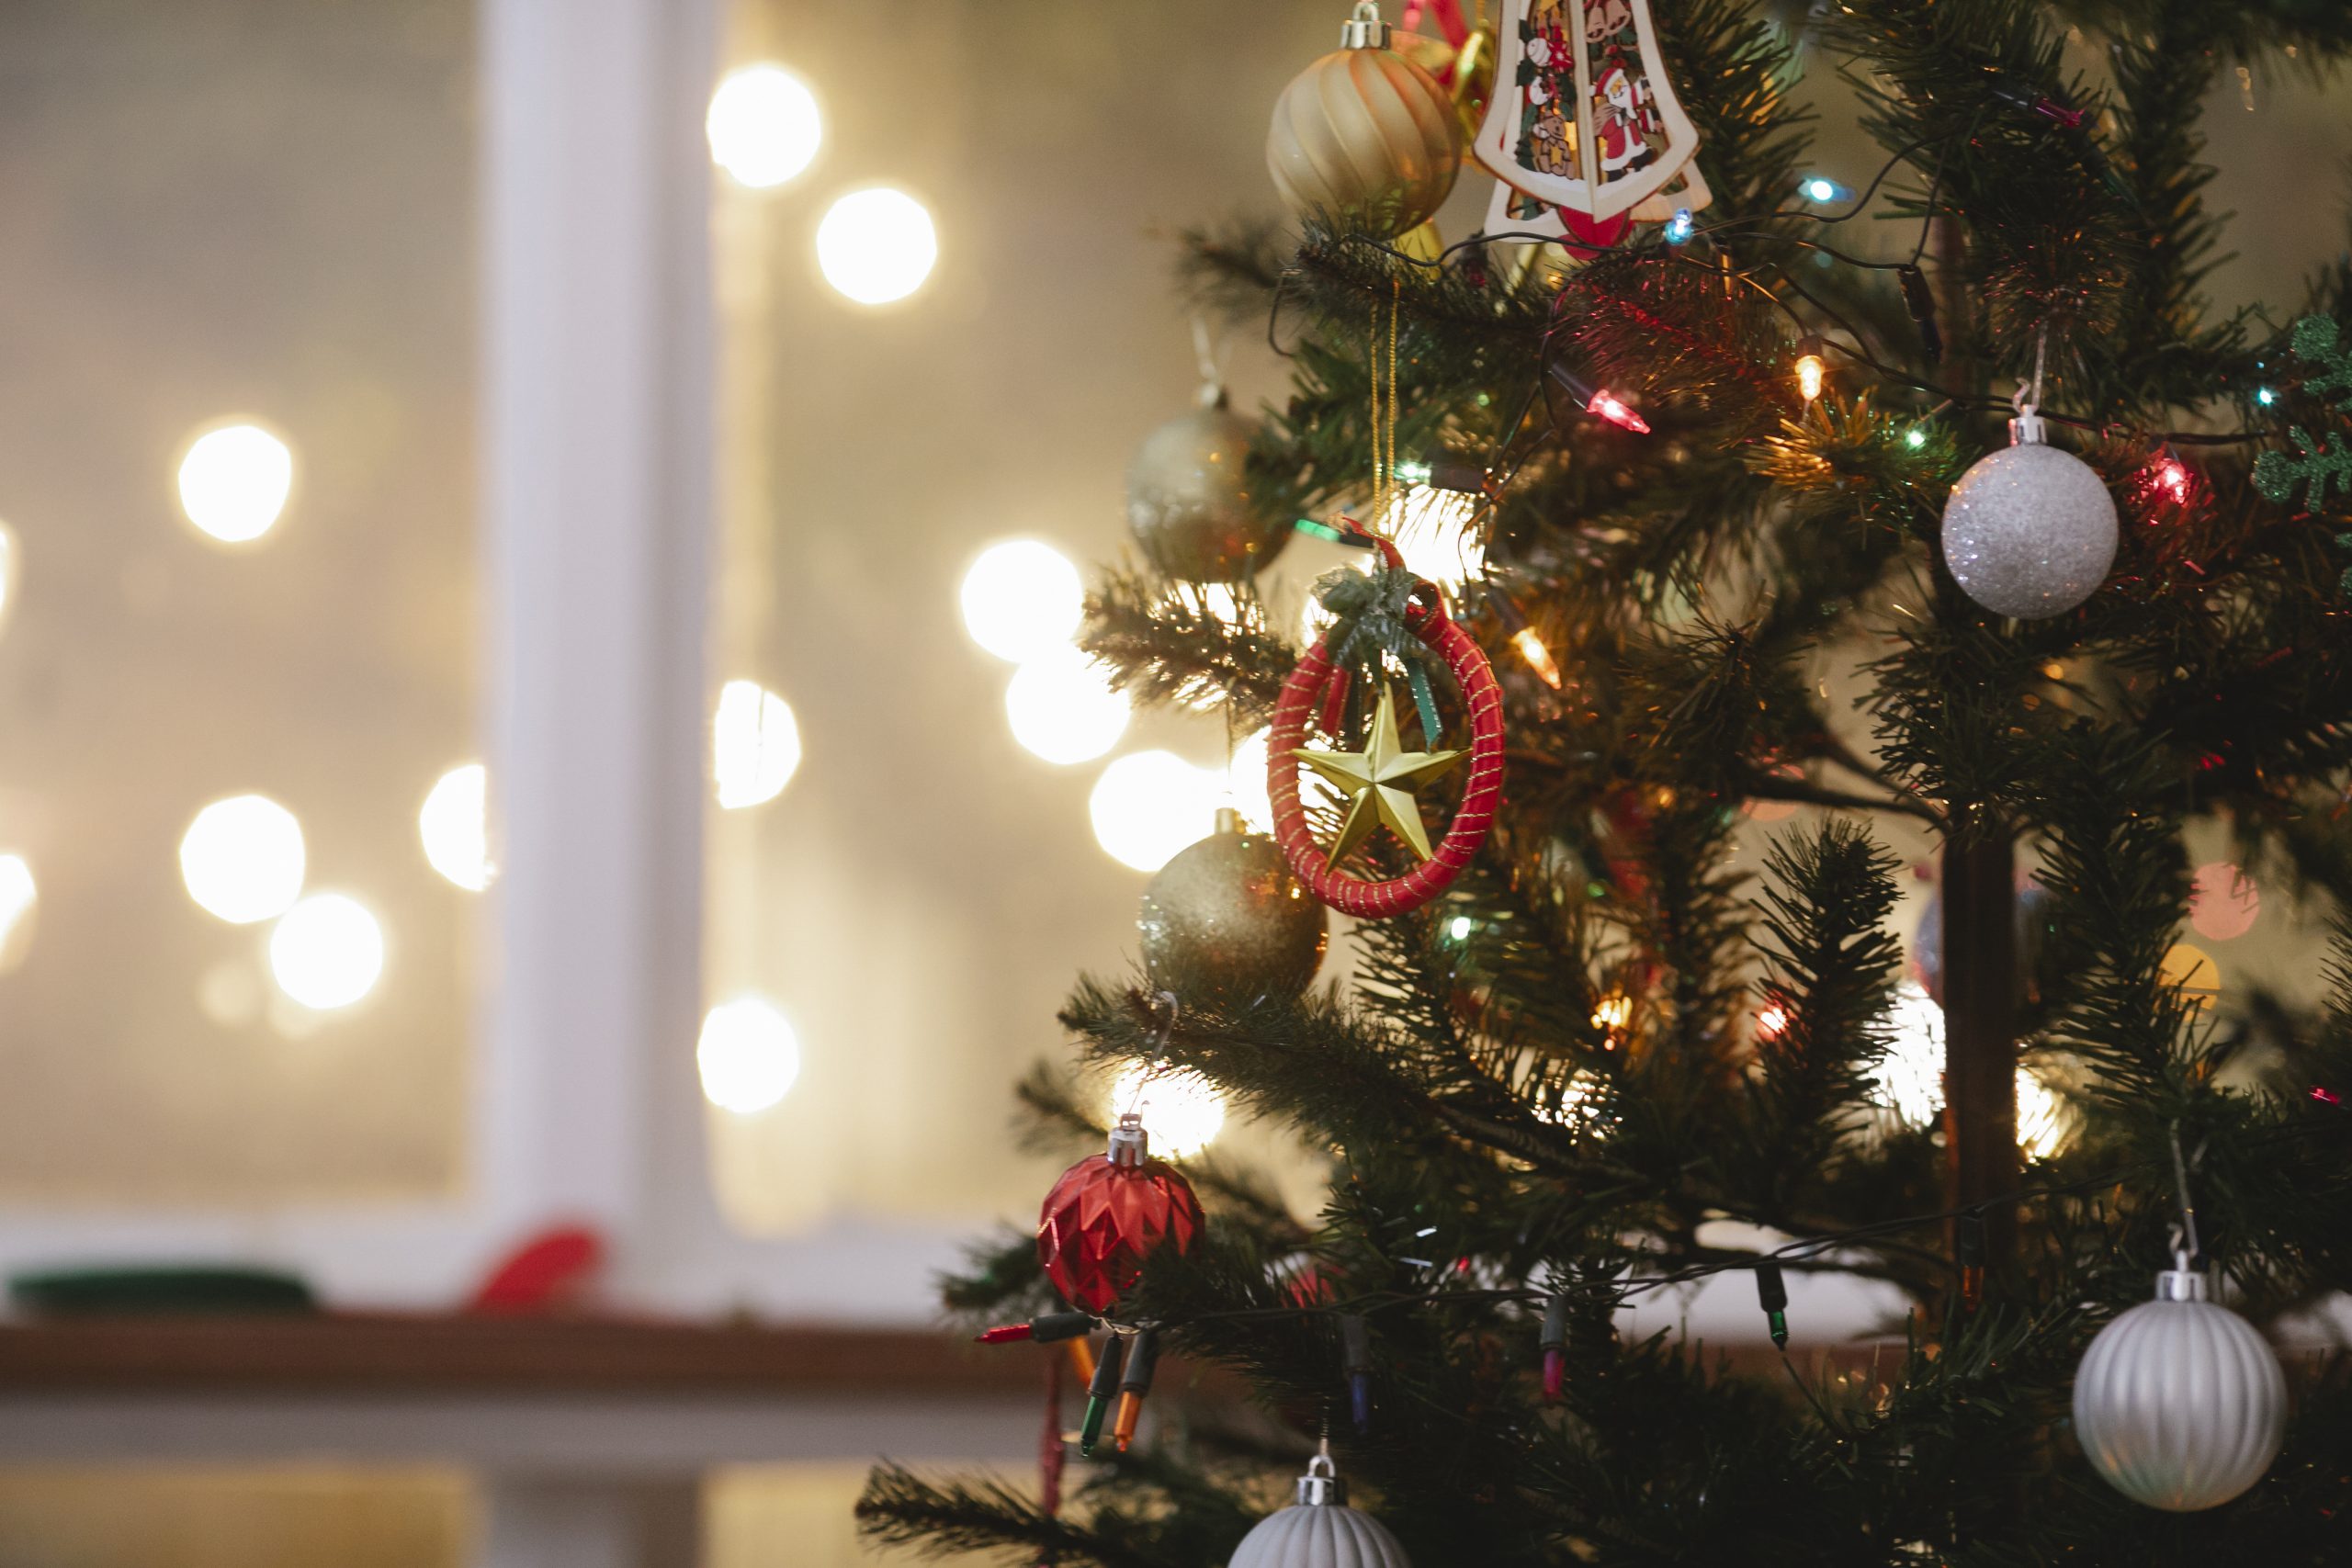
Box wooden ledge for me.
[0,1314,1044,1397]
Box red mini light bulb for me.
[1585,389,1651,434]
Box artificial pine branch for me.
[1737,820,1904,1208]
[855,1464,1174,1568]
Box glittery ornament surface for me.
[1139,823,1327,1001]
[1036,1151,1204,1314]
[1939,442,2118,619]
[1125,407,1288,582]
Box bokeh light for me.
[960,540,1083,663]
[1875,980,1949,1128]
[419,762,493,891]
[2160,942,2222,1011]
[2188,862,2259,942]
[816,187,938,305]
[176,422,293,545]
[0,520,18,639]
[1873,980,2073,1155]
[180,794,307,924]
[713,679,802,809]
[1112,1064,1227,1157]
[1299,590,1338,648]
[1089,750,1223,872]
[1534,1071,1604,1130]
[0,853,35,972]
[1005,646,1129,764]
[1229,724,1336,824]
[2017,1070,2067,1161]
[1383,484,1485,592]
[1225,728,1274,829]
[268,893,385,1010]
[696,996,801,1114]
[706,64,821,189]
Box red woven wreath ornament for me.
[1036,1112,1204,1314]
[1267,549,1506,919]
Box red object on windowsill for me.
[467,1225,605,1314]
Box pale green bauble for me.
[1125,402,1289,583]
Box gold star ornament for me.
[1293,685,1467,869]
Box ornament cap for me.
[1339,1,1391,50]
[1107,1111,1150,1168]
[2007,408,2048,446]
[1214,806,1243,836]
[1295,1452,1351,1507]
[2154,1268,2210,1302]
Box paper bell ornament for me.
[1230,1451,1412,1568]
[1473,0,1701,223]
[1267,3,1464,239]
[1036,1112,1204,1314]
[2071,1268,2287,1511]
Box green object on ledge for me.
[9,1265,318,1316]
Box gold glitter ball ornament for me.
[1139,809,1328,1002]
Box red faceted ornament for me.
[1036,1113,1204,1314]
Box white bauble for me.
[1939,438,2118,619]
[2072,1269,2287,1512]
[1230,1455,1412,1568]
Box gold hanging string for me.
[1369,277,1402,530]
[1387,277,1401,520]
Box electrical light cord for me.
[1079,1110,2342,1337]
[1308,101,2279,450]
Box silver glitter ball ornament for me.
[1229,1453,1412,1568]
[1139,810,1327,1003]
[2072,1269,2287,1511]
[1126,397,1289,584]
[1940,434,2117,619]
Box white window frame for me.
[0,0,778,1313]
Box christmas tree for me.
[861,2,2352,1562]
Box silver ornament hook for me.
[2009,328,2051,446]
[1340,1,1392,50]
[1191,315,1227,408]
[1117,991,1186,1122]
[1297,1441,1349,1506]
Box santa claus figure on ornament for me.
[1594,62,1656,177]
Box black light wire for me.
[1311,104,2275,448]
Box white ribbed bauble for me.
[2072,1269,2287,1512]
[1266,3,1463,239]
[1939,424,2118,620]
[1230,1454,1412,1568]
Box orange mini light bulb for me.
[1793,335,1828,403]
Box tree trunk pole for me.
[1941,831,2018,1274]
